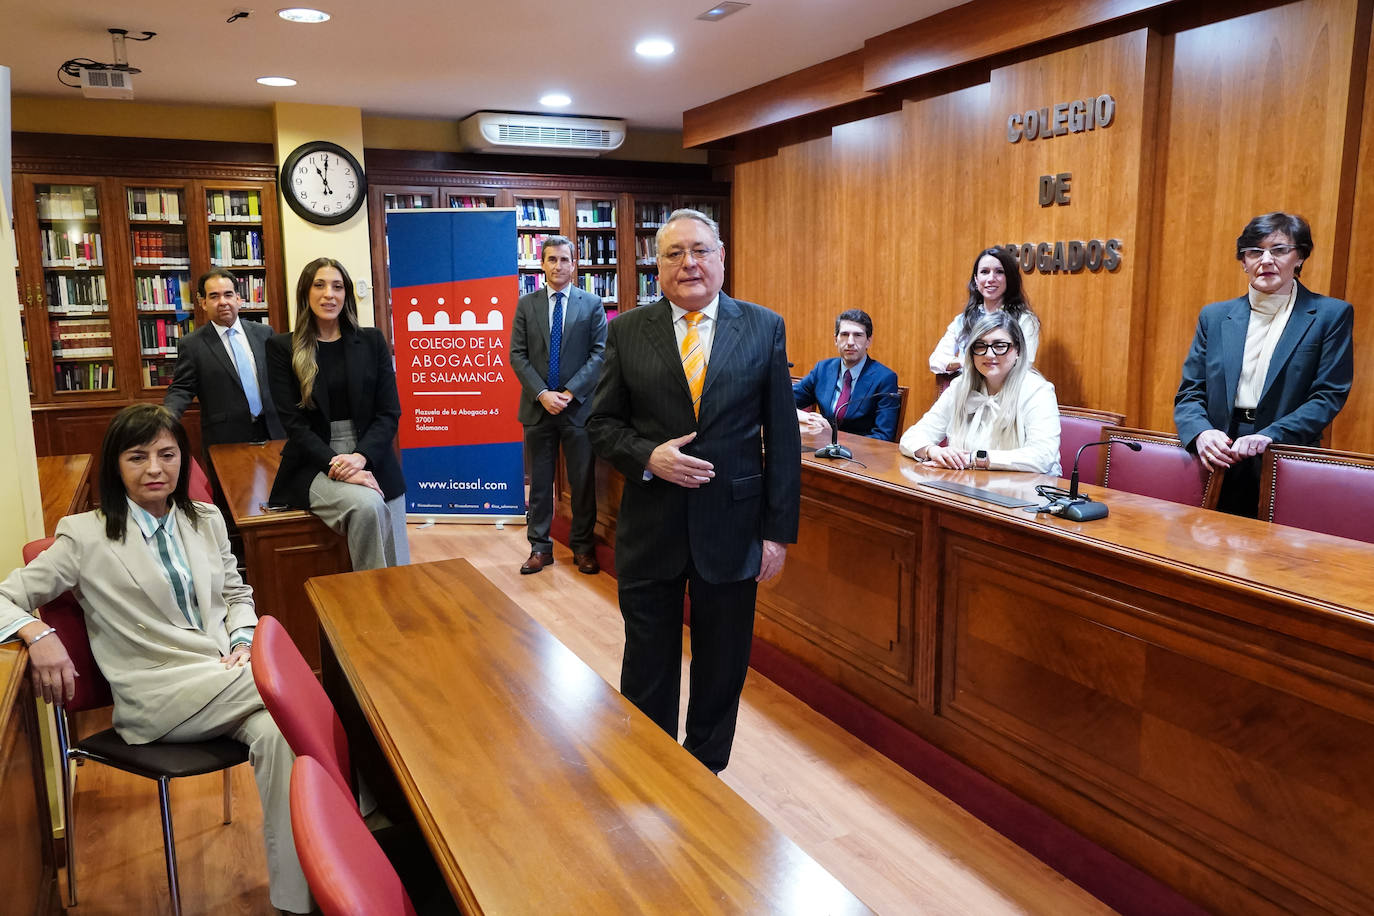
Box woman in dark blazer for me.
[266,258,408,568]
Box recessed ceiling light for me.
[634,38,674,58]
[257,76,298,87]
[697,2,749,22]
[277,8,331,23]
[540,93,572,107]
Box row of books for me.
[637,273,661,303]
[142,360,177,387]
[54,362,115,392]
[232,274,270,306]
[516,198,560,228]
[683,202,721,222]
[40,229,104,268]
[209,229,265,267]
[131,230,191,267]
[635,202,673,228]
[127,188,183,223]
[37,186,99,220]
[45,274,108,309]
[635,236,659,262]
[575,201,617,228]
[577,273,617,301]
[138,315,194,356]
[577,235,617,266]
[517,233,555,267]
[385,194,432,210]
[50,319,113,358]
[135,273,192,310]
[207,190,262,223]
[449,196,494,209]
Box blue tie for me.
[547,291,565,390]
[227,327,263,418]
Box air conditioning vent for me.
[459,112,626,157]
[79,67,134,100]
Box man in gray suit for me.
[588,209,801,773]
[164,268,284,449]
[510,235,608,575]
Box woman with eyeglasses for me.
[1174,212,1354,516]
[900,310,1061,474]
[928,246,1040,375]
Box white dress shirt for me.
[899,371,1061,474]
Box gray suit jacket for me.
[1174,282,1354,448]
[510,286,607,426]
[588,294,802,583]
[164,319,284,446]
[0,506,256,744]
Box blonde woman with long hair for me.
[265,258,409,568]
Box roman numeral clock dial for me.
[281,141,367,225]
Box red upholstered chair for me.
[1101,426,1223,509]
[188,456,214,503]
[252,615,353,797]
[1259,444,1374,543]
[1058,406,1126,485]
[22,538,248,916]
[291,756,418,916]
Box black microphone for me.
[1057,439,1141,521]
[813,390,902,460]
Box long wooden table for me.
[209,440,350,669]
[308,559,871,915]
[36,453,91,536]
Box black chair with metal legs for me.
[23,537,249,916]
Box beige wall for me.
[0,194,44,562]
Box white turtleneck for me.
[1235,283,1297,410]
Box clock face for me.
[283,142,367,225]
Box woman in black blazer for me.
[265,258,408,568]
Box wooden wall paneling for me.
[987,30,1156,416]
[1138,0,1363,435]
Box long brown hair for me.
[291,258,360,408]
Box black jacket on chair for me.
[265,328,406,508]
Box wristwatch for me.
[975,449,989,469]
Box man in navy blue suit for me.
[792,309,901,442]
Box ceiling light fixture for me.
[697,2,749,22]
[277,8,331,23]
[634,38,674,58]
[540,93,572,108]
[257,76,298,87]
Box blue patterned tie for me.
[547,291,565,390]
[227,327,263,418]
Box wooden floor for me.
[61,522,1113,915]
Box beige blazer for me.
[0,504,256,744]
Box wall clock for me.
[281,140,367,225]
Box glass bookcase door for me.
[572,196,618,308]
[634,198,671,307]
[127,185,194,390]
[205,187,269,322]
[37,183,116,394]
[514,193,564,296]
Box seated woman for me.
[901,311,1061,474]
[266,258,409,569]
[928,246,1040,374]
[0,404,310,914]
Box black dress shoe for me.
[520,551,554,574]
[573,552,600,575]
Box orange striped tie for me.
[681,310,706,418]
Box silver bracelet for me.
[27,626,57,646]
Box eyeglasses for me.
[660,246,719,265]
[1240,245,1297,262]
[970,340,1015,356]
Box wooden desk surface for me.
[309,559,870,916]
[36,453,92,536]
[207,440,313,528]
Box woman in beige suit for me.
[0,404,310,914]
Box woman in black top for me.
[265,258,408,568]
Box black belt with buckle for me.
[1233,408,1257,422]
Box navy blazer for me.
[1174,282,1354,449]
[509,285,608,426]
[793,356,900,442]
[588,295,802,584]
[164,319,285,446]
[265,328,406,507]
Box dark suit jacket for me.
[1174,282,1354,449]
[265,328,406,507]
[510,286,608,426]
[793,356,900,441]
[163,319,284,446]
[588,294,802,583]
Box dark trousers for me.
[523,415,596,554]
[1218,414,1261,517]
[617,567,758,773]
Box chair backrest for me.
[253,616,352,797]
[1059,406,1127,485]
[1259,444,1374,543]
[290,756,418,916]
[188,457,214,504]
[21,538,114,712]
[1101,426,1222,509]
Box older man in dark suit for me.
[164,268,283,448]
[588,209,801,773]
[1175,211,1354,516]
[510,235,608,575]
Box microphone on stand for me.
[812,390,902,460]
[1055,439,1141,521]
